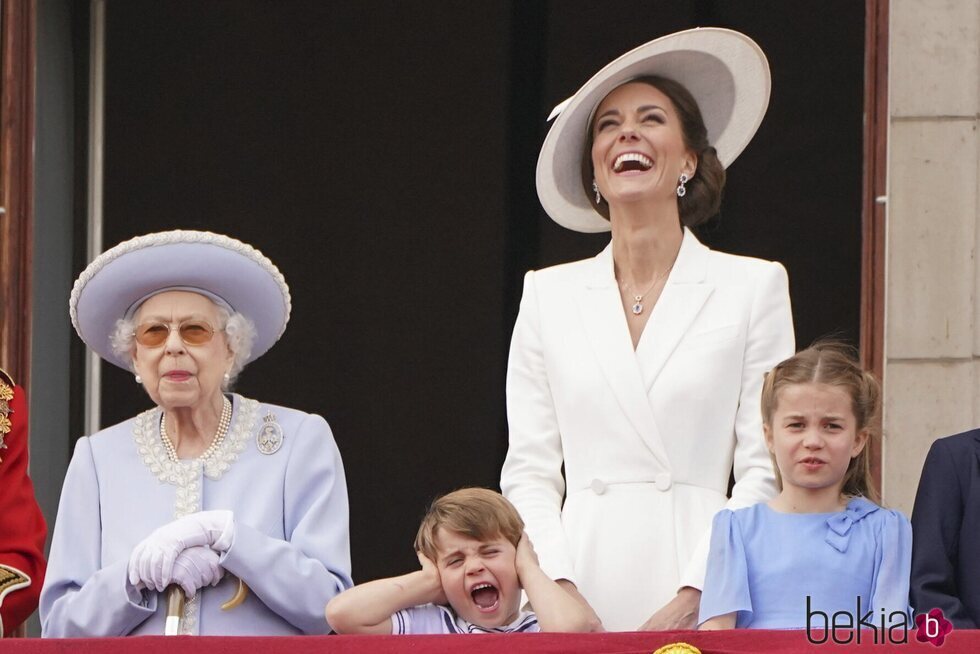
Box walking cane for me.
[164,586,185,636]
[163,577,249,635]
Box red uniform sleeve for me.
[0,383,48,636]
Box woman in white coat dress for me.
[500,29,795,632]
[41,230,352,636]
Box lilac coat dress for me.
[40,394,352,636]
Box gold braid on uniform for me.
[0,369,14,463]
[0,565,30,596]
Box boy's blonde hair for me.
[760,341,882,504]
[414,488,525,561]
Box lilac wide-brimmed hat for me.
[537,27,771,233]
[69,230,291,370]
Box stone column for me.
[884,0,980,512]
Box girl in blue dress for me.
[698,343,912,630]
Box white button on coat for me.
[655,473,672,491]
[590,478,607,495]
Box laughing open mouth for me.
[613,152,653,173]
[471,583,500,612]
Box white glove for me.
[170,546,225,597]
[128,510,235,592]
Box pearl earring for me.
[135,374,142,384]
[223,372,231,383]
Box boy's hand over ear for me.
[515,532,540,580]
[515,531,603,632]
[416,551,448,605]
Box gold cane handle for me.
[221,577,249,610]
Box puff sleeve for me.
[870,509,913,620]
[698,509,753,626]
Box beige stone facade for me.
[884,0,980,512]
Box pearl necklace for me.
[160,396,232,463]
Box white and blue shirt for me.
[392,604,539,634]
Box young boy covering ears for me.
[326,488,598,634]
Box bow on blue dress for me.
[825,497,879,553]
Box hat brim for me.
[536,28,771,233]
[70,230,291,370]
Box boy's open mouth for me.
[471,582,500,612]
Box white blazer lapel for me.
[577,244,671,470]
[637,228,714,390]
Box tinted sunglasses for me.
[134,320,216,347]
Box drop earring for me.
[676,173,689,198]
[592,179,602,204]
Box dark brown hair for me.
[414,488,525,561]
[583,75,725,227]
[760,341,882,504]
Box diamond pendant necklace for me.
[621,264,674,316]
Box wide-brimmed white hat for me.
[69,230,291,370]
[537,27,770,233]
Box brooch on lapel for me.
[0,379,14,463]
[256,411,283,455]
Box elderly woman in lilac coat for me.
[40,230,352,636]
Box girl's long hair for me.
[760,341,882,504]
